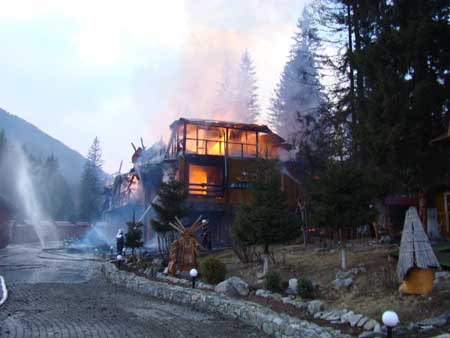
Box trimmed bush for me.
[264,272,282,293]
[297,277,314,298]
[200,257,227,284]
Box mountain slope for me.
[0,108,87,184]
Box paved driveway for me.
[0,245,267,338]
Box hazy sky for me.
[0,0,307,173]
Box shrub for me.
[200,257,227,284]
[297,277,314,298]
[265,272,282,293]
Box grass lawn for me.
[205,240,450,326]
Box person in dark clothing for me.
[116,229,125,255]
[201,222,212,251]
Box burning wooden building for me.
[165,118,295,199]
[104,118,301,248]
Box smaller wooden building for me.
[0,195,13,249]
[430,122,450,235]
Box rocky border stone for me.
[102,263,350,338]
[254,283,450,338]
[0,275,8,306]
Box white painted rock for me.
[364,319,379,331]
[307,300,323,315]
[287,278,298,295]
[348,314,363,327]
[256,289,272,298]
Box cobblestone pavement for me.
[0,245,268,338]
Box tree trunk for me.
[262,244,270,276]
[341,246,347,271]
[303,208,308,248]
[339,227,347,271]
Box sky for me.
[0,0,307,173]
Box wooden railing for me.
[188,183,223,197]
[185,138,257,158]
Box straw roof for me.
[397,207,441,280]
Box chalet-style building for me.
[104,118,301,248]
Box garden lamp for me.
[117,254,123,268]
[190,268,198,289]
[382,310,399,338]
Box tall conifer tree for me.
[269,6,323,149]
[78,137,103,222]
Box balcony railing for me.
[188,183,223,197]
[185,138,257,158]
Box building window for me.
[188,163,223,196]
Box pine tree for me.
[125,211,144,256]
[213,51,260,123]
[150,177,188,262]
[212,58,237,121]
[236,50,260,123]
[232,160,299,274]
[39,155,75,220]
[320,0,450,194]
[269,6,323,149]
[78,137,103,222]
[309,160,377,270]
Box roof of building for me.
[430,122,450,144]
[170,117,273,133]
[397,207,441,280]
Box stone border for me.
[0,275,8,306]
[102,263,351,338]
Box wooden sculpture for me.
[167,216,208,275]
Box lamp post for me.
[382,310,399,338]
[190,268,198,289]
[117,254,123,268]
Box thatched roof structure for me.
[397,207,441,280]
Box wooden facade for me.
[430,122,450,235]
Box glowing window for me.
[188,164,223,196]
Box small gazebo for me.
[397,207,441,294]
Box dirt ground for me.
[207,240,450,328]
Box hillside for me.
[0,108,87,184]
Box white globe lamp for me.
[382,310,399,338]
[190,268,198,288]
[116,254,123,268]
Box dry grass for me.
[206,241,450,325]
